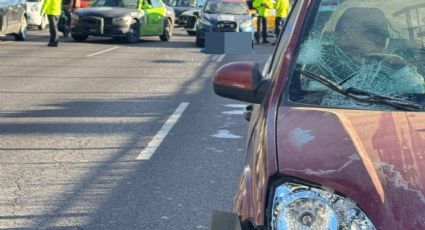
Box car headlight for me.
[271,182,376,230]
[113,16,132,24]
[240,20,252,28]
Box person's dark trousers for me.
[65,9,72,30]
[255,16,268,43]
[275,17,285,39]
[47,15,59,46]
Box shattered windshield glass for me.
[287,0,425,110]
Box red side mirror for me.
[213,61,270,103]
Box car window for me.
[163,0,196,7]
[203,1,248,15]
[150,0,161,7]
[286,0,425,111]
[92,0,138,8]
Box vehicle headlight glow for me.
[240,20,252,28]
[113,16,132,24]
[271,182,376,230]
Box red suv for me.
[211,0,425,229]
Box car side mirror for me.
[213,62,270,103]
[193,11,200,17]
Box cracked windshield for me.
[289,0,425,110]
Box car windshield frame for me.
[283,0,425,111]
[92,0,139,8]
[203,1,249,15]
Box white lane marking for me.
[224,104,247,108]
[217,54,226,62]
[211,130,241,139]
[222,110,244,115]
[0,41,13,44]
[86,46,119,57]
[136,102,189,160]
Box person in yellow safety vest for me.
[253,0,273,44]
[274,0,290,41]
[42,0,63,47]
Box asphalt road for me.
[0,28,275,230]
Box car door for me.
[8,0,25,33]
[0,1,9,34]
[140,0,165,35]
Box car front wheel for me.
[15,16,27,41]
[125,20,140,43]
[187,31,196,36]
[159,18,172,42]
[195,34,204,47]
[71,34,89,42]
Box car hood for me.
[181,8,200,16]
[203,13,250,23]
[173,6,193,16]
[74,7,141,18]
[276,106,425,228]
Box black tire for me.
[39,14,47,30]
[186,31,196,36]
[195,35,204,47]
[124,20,140,43]
[71,33,89,42]
[15,16,27,41]
[159,18,172,42]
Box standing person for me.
[253,0,273,44]
[42,0,63,47]
[62,0,80,37]
[274,0,290,43]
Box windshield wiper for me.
[296,69,422,111]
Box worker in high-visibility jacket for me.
[274,0,290,40]
[253,0,273,44]
[42,0,63,47]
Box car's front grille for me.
[183,16,196,28]
[212,21,238,32]
[103,17,113,26]
[80,16,104,34]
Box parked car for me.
[70,0,175,43]
[211,0,425,229]
[0,0,27,40]
[179,7,200,35]
[195,0,254,47]
[162,0,203,25]
[26,0,48,30]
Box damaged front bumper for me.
[210,210,261,230]
[72,16,132,37]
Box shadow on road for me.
[0,52,248,229]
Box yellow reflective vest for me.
[253,0,273,17]
[275,0,290,18]
[42,0,63,16]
